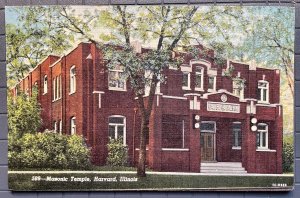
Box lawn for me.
[8,172,294,191]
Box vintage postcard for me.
[6,5,294,191]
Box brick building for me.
[12,42,283,174]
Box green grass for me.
[8,172,294,191]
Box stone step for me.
[200,171,248,174]
[201,167,246,171]
[201,162,243,168]
[200,162,247,174]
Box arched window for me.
[70,66,76,94]
[70,117,76,135]
[256,123,268,149]
[258,80,269,103]
[108,116,126,145]
[43,75,48,94]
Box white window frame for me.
[256,123,268,150]
[232,122,242,149]
[108,115,126,145]
[233,80,244,99]
[200,121,216,133]
[195,66,204,91]
[54,121,57,132]
[53,78,56,101]
[258,80,269,103]
[182,72,191,90]
[59,120,62,135]
[70,65,76,94]
[108,66,126,91]
[43,75,48,94]
[71,117,76,135]
[56,76,59,100]
[59,75,62,99]
[208,75,216,92]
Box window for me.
[200,121,216,133]
[108,65,126,91]
[208,75,216,91]
[258,80,269,103]
[56,76,59,99]
[59,75,62,99]
[108,116,126,145]
[256,123,268,149]
[233,80,244,99]
[70,117,76,135]
[182,72,190,90]
[59,120,62,134]
[25,88,29,99]
[162,115,187,148]
[195,66,204,91]
[70,66,76,94]
[232,122,242,148]
[43,75,48,94]
[53,78,56,100]
[54,121,57,132]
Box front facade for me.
[12,42,283,174]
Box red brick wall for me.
[12,42,282,174]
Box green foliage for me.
[106,138,128,167]
[8,132,91,170]
[6,6,74,86]
[66,135,91,169]
[283,135,294,173]
[8,89,42,139]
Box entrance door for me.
[201,133,215,161]
[200,121,216,162]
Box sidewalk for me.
[8,170,294,177]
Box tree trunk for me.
[137,116,149,177]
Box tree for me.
[227,7,294,95]
[6,6,74,87]
[8,5,293,176]
[93,6,246,176]
[32,5,247,177]
[8,88,42,139]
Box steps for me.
[200,162,247,174]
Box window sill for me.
[135,148,149,151]
[69,92,76,96]
[52,98,62,103]
[232,146,241,150]
[108,87,127,92]
[256,148,276,152]
[42,92,48,95]
[162,148,189,151]
[195,88,204,92]
[257,101,270,104]
[182,87,191,91]
[208,89,216,93]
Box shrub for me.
[283,135,294,173]
[8,132,91,170]
[7,90,42,139]
[106,138,128,167]
[20,148,49,168]
[66,135,91,169]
